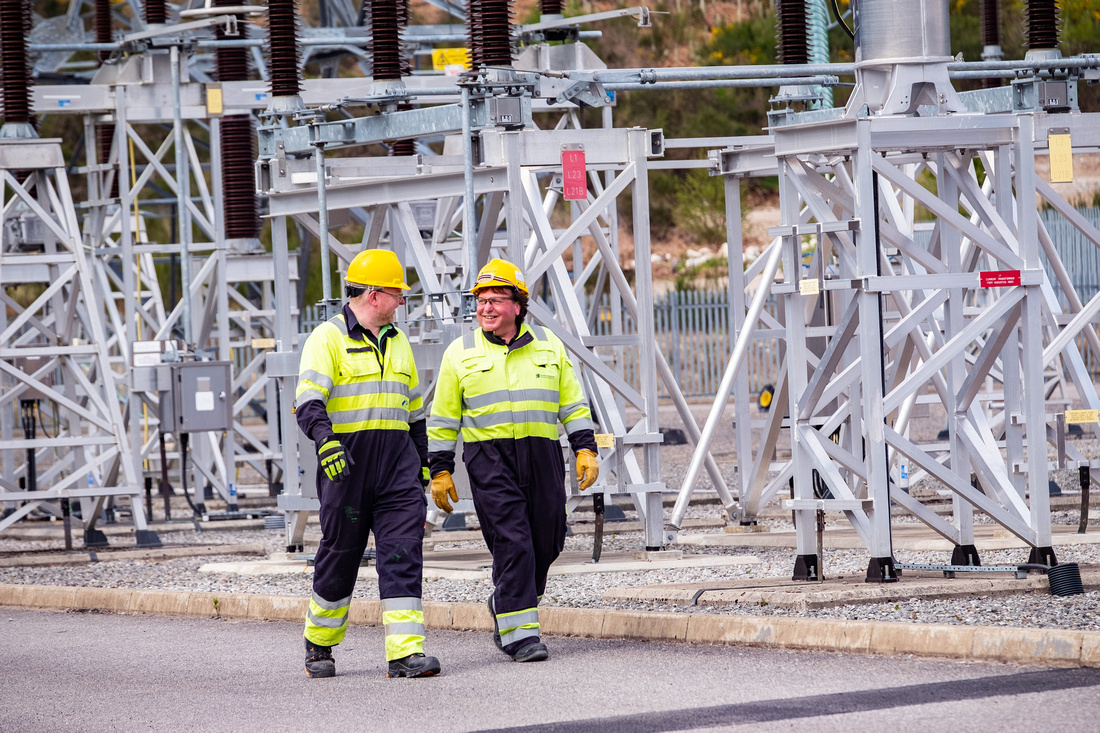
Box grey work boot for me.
[510,641,549,663]
[305,639,336,678]
[387,653,442,678]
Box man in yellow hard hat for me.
[295,248,439,679]
[427,258,599,662]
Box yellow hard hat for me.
[471,258,528,297]
[346,249,410,290]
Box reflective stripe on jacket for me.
[296,315,424,434]
[427,324,593,461]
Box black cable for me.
[830,0,854,39]
[177,433,202,520]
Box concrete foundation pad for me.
[677,523,1100,552]
[602,566,1100,610]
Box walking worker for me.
[427,258,600,662]
[295,248,440,679]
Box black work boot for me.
[305,639,336,678]
[487,595,503,652]
[510,641,549,663]
[387,653,441,678]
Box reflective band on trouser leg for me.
[497,608,540,647]
[304,591,351,647]
[382,597,425,661]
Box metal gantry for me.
[6,0,1099,582]
[673,3,1100,579]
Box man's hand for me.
[431,471,458,513]
[318,437,352,481]
[576,449,599,491]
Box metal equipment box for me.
[161,361,232,434]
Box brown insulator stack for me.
[95,0,118,197]
[1026,0,1060,51]
[214,0,260,240]
[369,0,402,81]
[145,0,167,25]
[540,0,562,15]
[371,0,416,156]
[775,0,809,65]
[95,0,112,62]
[980,0,1001,88]
[467,0,514,70]
[268,0,302,98]
[1,0,34,129]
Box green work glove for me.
[576,449,599,491]
[431,471,458,513]
[318,437,352,482]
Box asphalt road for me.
[3,607,1099,732]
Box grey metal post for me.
[628,128,663,549]
[170,45,194,347]
[113,86,144,492]
[314,140,333,308]
[940,151,974,548]
[669,237,781,527]
[461,85,478,289]
[854,119,893,566]
[1017,114,1052,550]
[726,175,754,517]
[505,131,525,263]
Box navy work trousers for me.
[464,436,567,619]
[312,431,427,608]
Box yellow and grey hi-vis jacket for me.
[295,306,428,475]
[427,323,596,477]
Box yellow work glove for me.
[576,449,599,491]
[431,471,459,513]
[318,437,352,482]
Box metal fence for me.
[1039,206,1100,375]
[589,290,781,399]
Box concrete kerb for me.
[2,583,1097,668]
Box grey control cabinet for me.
[160,361,232,434]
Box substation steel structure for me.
[4,0,1098,579]
[670,0,1100,580]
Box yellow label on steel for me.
[799,278,820,296]
[594,433,615,448]
[432,48,469,71]
[1049,134,1073,183]
[1065,409,1099,424]
[251,338,276,350]
[206,86,223,115]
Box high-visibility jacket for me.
[296,315,424,437]
[427,323,594,475]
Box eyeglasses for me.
[476,296,513,308]
[372,290,406,305]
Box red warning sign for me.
[979,270,1021,288]
[562,150,587,200]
